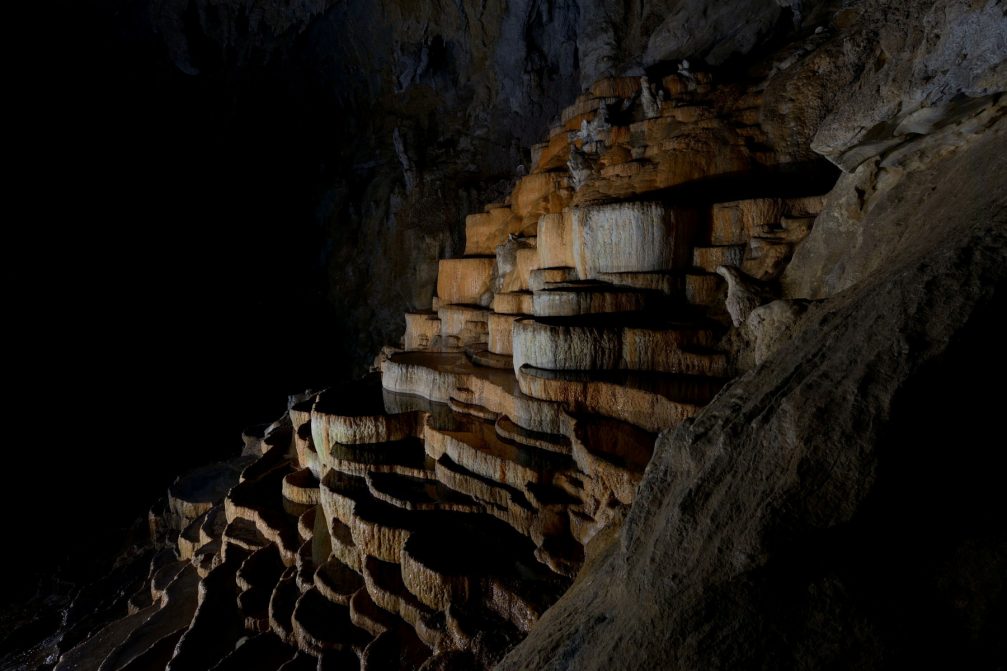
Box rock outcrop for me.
[141,0,868,375]
[35,1,1006,670]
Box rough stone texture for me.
[19,2,1006,670]
[498,108,1007,671]
[569,203,676,278]
[715,266,774,327]
[142,0,848,375]
[642,0,785,65]
[761,0,1007,170]
[783,98,1005,298]
[741,298,813,368]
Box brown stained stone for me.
[436,304,490,346]
[684,270,725,308]
[536,213,574,269]
[436,258,495,307]
[327,515,363,573]
[589,76,641,99]
[463,207,519,256]
[592,270,682,295]
[80,23,956,667]
[223,518,269,555]
[150,561,187,603]
[349,587,398,637]
[510,173,571,222]
[533,132,572,172]
[447,392,499,421]
[398,514,570,626]
[282,468,320,507]
[742,237,794,281]
[511,315,721,375]
[313,556,364,606]
[403,312,442,351]
[493,415,570,455]
[168,458,252,528]
[288,400,314,434]
[293,422,319,478]
[237,545,285,599]
[463,347,514,371]
[432,456,536,534]
[177,511,207,561]
[199,504,227,546]
[311,377,423,451]
[194,539,225,578]
[291,587,372,656]
[486,312,518,355]
[569,415,656,506]
[224,465,302,566]
[423,414,570,493]
[295,539,317,593]
[559,94,604,125]
[784,195,826,218]
[365,471,483,514]
[692,244,747,272]
[360,626,431,671]
[296,507,315,544]
[320,469,370,528]
[527,267,579,292]
[574,134,755,204]
[362,556,441,643]
[491,241,535,296]
[531,285,654,317]
[516,365,723,433]
[710,198,785,245]
[597,143,633,170]
[268,568,300,646]
[490,291,534,315]
[348,497,418,563]
[380,351,568,437]
[325,437,434,481]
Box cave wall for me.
[147,0,844,373]
[498,1,1007,668]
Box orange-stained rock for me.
[509,173,572,222]
[436,258,495,306]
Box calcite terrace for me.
[56,65,832,670]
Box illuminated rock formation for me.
[53,55,836,669]
[50,0,1006,665]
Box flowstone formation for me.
[55,59,837,670]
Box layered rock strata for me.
[53,57,840,669]
[65,0,1007,658]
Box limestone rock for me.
[497,93,1007,671]
[45,9,1007,669]
[437,258,496,307]
[716,265,775,327]
[743,298,813,368]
